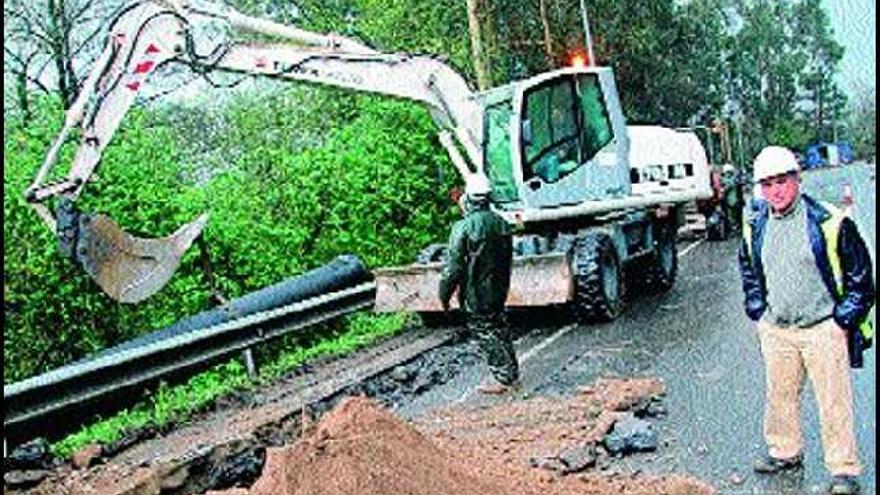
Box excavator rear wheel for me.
[643,220,678,293]
[571,232,625,323]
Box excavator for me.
[25,0,712,321]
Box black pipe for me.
[79,255,372,364]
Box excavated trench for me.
[179,339,488,494]
[155,308,620,494]
[5,322,494,495]
[5,309,608,495]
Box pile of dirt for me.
[208,379,715,495]
[206,396,514,495]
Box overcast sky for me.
[824,0,876,95]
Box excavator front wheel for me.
[571,232,626,323]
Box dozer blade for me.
[75,213,209,303]
[373,252,573,313]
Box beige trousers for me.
[757,318,861,476]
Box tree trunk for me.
[62,4,79,103]
[482,0,497,85]
[16,70,32,123]
[538,0,555,69]
[466,0,490,90]
[48,0,73,108]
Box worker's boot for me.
[752,454,803,474]
[476,378,522,395]
[827,475,860,495]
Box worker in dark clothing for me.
[439,173,520,394]
[721,163,744,232]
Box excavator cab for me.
[482,67,631,212]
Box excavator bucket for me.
[373,252,573,313]
[65,207,209,303]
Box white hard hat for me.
[465,173,491,200]
[722,164,736,174]
[753,146,800,182]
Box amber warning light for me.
[567,48,590,68]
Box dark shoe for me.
[752,454,803,474]
[828,475,860,495]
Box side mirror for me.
[521,119,533,146]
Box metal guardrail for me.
[3,282,377,443]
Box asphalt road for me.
[398,162,876,494]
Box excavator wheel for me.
[571,232,626,323]
[642,220,678,293]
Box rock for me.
[557,443,597,474]
[4,470,50,490]
[126,467,162,495]
[631,397,653,417]
[529,456,566,472]
[207,446,266,490]
[603,413,658,455]
[411,370,437,394]
[390,366,415,383]
[7,438,54,471]
[160,465,191,491]
[646,402,667,417]
[729,472,744,485]
[72,443,103,469]
[696,443,709,455]
[103,426,159,458]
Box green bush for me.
[4,89,459,384]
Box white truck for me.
[25,0,711,321]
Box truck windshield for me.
[521,74,613,184]
[484,101,519,203]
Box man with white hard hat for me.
[738,146,874,495]
[439,173,520,394]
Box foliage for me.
[846,87,876,160]
[4,88,458,383]
[727,0,847,157]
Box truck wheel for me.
[645,222,677,292]
[571,232,625,322]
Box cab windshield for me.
[521,74,613,184]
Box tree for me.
[791,0,846,143]
[466,0,492,90]
[847,87,875,160]
[725,0,849,154]
[4,0,113,115]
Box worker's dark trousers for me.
[467,311,520,385]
